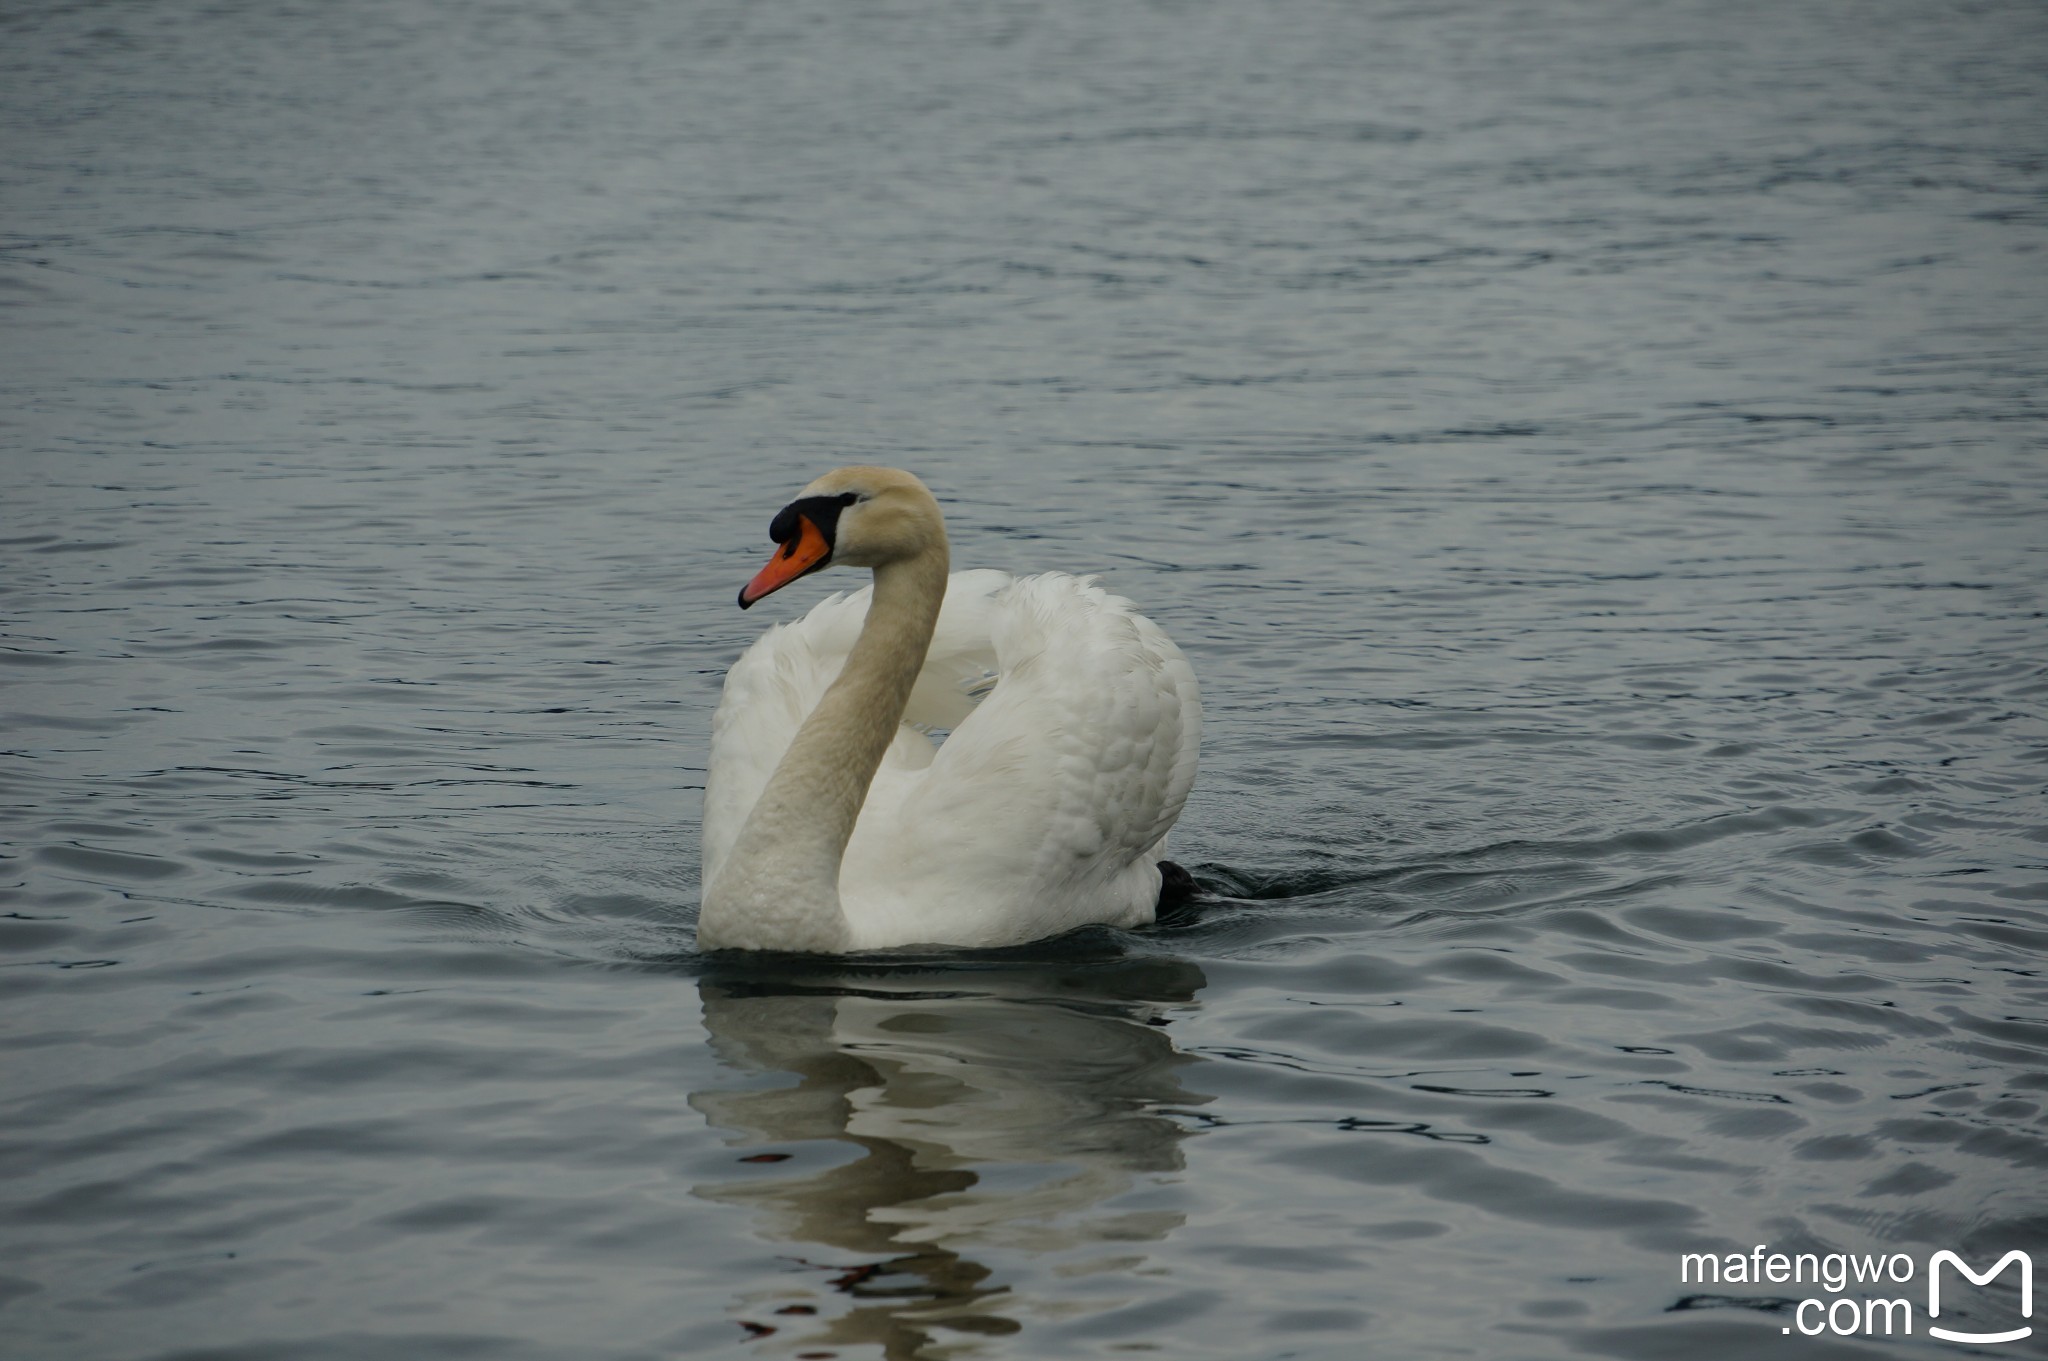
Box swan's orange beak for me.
[739,513,832,609]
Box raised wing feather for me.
[705,569,1201,949]
[843,572,1201,946]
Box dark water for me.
[5,2,2047,1357]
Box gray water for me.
[5,2,2047,1358]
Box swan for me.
[698,466,1200,953]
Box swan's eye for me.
[845,492,867,505]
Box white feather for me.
[703,569,1200,950]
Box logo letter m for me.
[1929,1250,2033,1345]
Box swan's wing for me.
[702,570,1016,889]
[898,569,1014,733]
[848,572,1201,945]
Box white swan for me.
[698,467,1201,953]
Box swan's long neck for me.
[702,542,949,951]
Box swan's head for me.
[738,466,944,609]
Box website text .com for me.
[1680,1247,2033,1342]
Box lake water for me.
[5,1,2046,1357]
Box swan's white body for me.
[701,567,1200,952]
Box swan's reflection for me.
[691,953,1209,1358]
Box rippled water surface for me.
[6,2,2047,1358]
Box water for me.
[5,1,2046,1357]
